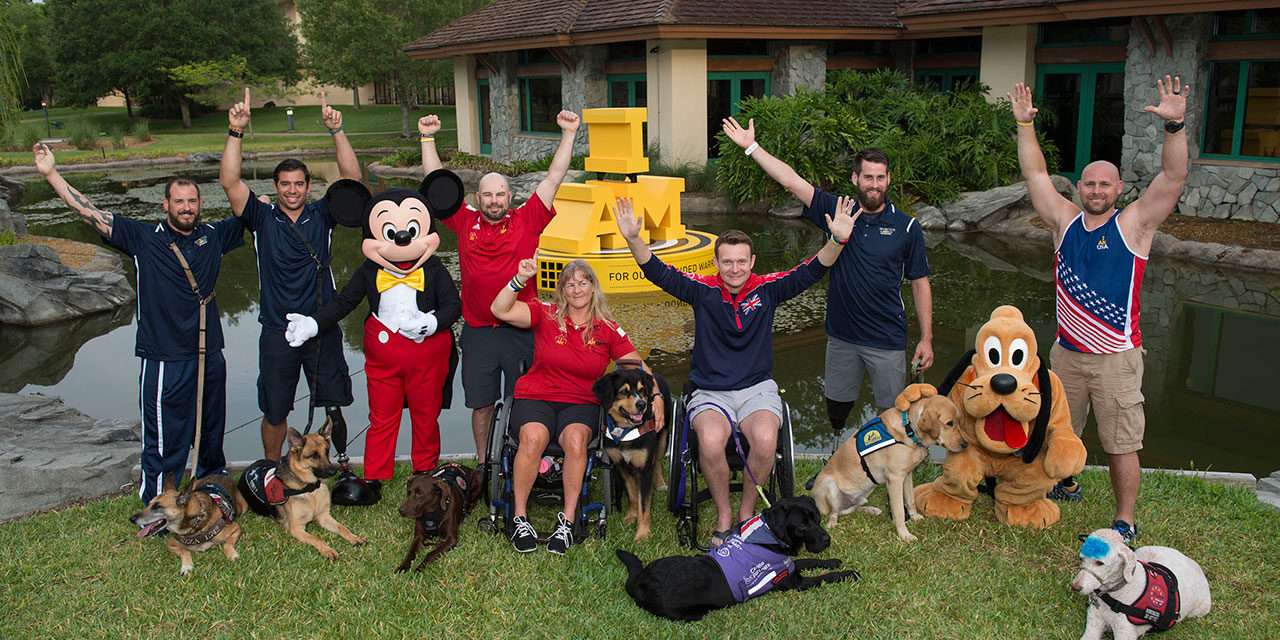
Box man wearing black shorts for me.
[219,88,361,459]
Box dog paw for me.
[395,563,410,573]
[858,506,882,516]
[318,545,339,560]
[909,511,923,521]
[225,548,240,562]
[623,512,637,524]
[180,564,193,576]
[351,535,368,546]
[897,531,918,544]
[820,559,842,569]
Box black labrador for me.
[616,496,859,621]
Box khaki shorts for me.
[688,379,785,425]
[1050,342,1146,455]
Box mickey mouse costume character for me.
[285,170,465,505]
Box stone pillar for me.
[979,25,1035,103]
[560,45,608,156]
[488,52,521,163]
[771,42,827,96]
[1121,14,1209,200]
[453,56,481,155]
[647,39,709,167]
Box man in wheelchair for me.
[490,257,658,555]
[615,196,857,545]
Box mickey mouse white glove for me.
[397,311,438,343]
[284,313,319,347]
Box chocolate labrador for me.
[397,462,484,572]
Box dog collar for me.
[605,415,645,444]
[901,410,922,447]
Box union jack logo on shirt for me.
[739,294,762,316]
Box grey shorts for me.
[460,324,534,409]
[824,336,906,409]
[688,379,785,425]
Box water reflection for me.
[10,167,1280,475]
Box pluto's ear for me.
[325,179,372,228]
[419,169,465,220]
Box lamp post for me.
[286,108,294,132]
[41,100,50,138]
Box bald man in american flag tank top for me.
[1009,75,1190,544]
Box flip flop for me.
[710,528,732,547]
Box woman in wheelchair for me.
[490,258,659,554]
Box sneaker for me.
[1047,481,1083,502]
[1111,519,1139,545]
[546,512,574,555]
[511,516,538,553]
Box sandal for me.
[710,528,732,547]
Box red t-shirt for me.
[513,302,637,405]
[442,194,556,327]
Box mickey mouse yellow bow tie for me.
[376,268,424,293]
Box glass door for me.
[1037,63,1124,179]
[477,79,491,155]
[706,72,770,158]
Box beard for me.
[167,210,200,232]
[1082,197,1117,216]
[858,190,885,212]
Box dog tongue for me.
[137,520,165,538]
[984,407,1029,449]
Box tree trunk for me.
[400,100,411,138]
[123,88,134,119]
[179,97,192,129]
[351,86,361,110]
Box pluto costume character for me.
[913,306,1086,528]
[285,171,465,503]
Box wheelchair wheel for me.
[776,403,796,499]
[675,515,695,549]
[665,396,687,514]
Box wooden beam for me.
[1152,15,1174,57]
[1035,46,1128,65]
[706,58,775,72]
[548,47,576,72]
[476,55,498,76]
[1136,16,1157,55]
[1207,39,1280,61]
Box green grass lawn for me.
[1,106,457,167]
[0,463,1275,638]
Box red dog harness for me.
[1099,561,1181,632]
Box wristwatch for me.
[1164,120,1185,134]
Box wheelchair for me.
[666,389,796,551]
[477,396,614,541]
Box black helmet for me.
[331,470,381,506]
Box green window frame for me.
[914,68,979,91]
[477,78,491,155]
[1035,62,1126,179]
[1199,60,1280,163]
[707,71,772,114]
[607,74,647,108]
[518,76,562,135]
[1212,9,1280,41]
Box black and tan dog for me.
[593,367,670,541]
[616,496,858,621]
[396,462,485,572]
[237,420,366,559]
[132,474,248,575]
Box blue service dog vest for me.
[708,515,795,602]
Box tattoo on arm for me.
[67,185,114,235]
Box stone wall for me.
[1121,14,1280,223]
[488,46,603,164]
[771,42,827,96]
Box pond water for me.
[8,159,1280,475]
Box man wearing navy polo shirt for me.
[33,143,245,503]
[723,118,934,433]
[218,88,360,460]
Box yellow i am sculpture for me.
[537,108,717,294]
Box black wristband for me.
[1164,120,1185,134]
[228,128,244,139]
[327,126,344,135]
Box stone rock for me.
[0,244,135,326]
[186,152,222,164]
[947,219,968,232]
[915,205,946,230]
[0,175,27,236]
[768,202,803,219]
[507,170,587,206]
[941,183,1030,227]
[0,392,141,521]
[0,174,23,204]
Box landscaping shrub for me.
[715,69,1061,207]
[66,119,97,150]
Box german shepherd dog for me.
[593,367,670,541]
[131,473,248,575]
[396,462,485,572]
[237,420,366,559]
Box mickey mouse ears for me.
[325,179,371,228]
[419,169,465,220]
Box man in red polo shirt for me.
[419,110,580,462]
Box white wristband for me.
[744,142,760,156]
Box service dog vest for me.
[708,515,794,602]
[853,414,917,485]
[1100,561,1182,632]
[239,459,320,517]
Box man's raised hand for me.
[556,110,581,133]
[614,197,643,240]
[229,87,251,129]
[722,116,756,149]
[418,114,441,136]
[1007,82,1038,123]
[1143,74,1188,123]
[321,92,343,131]
[825,195,859,244]
[32,143,56,176]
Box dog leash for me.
[687,400,772,509]
[168,241,214,493]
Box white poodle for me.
[1070,528,1211,639]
